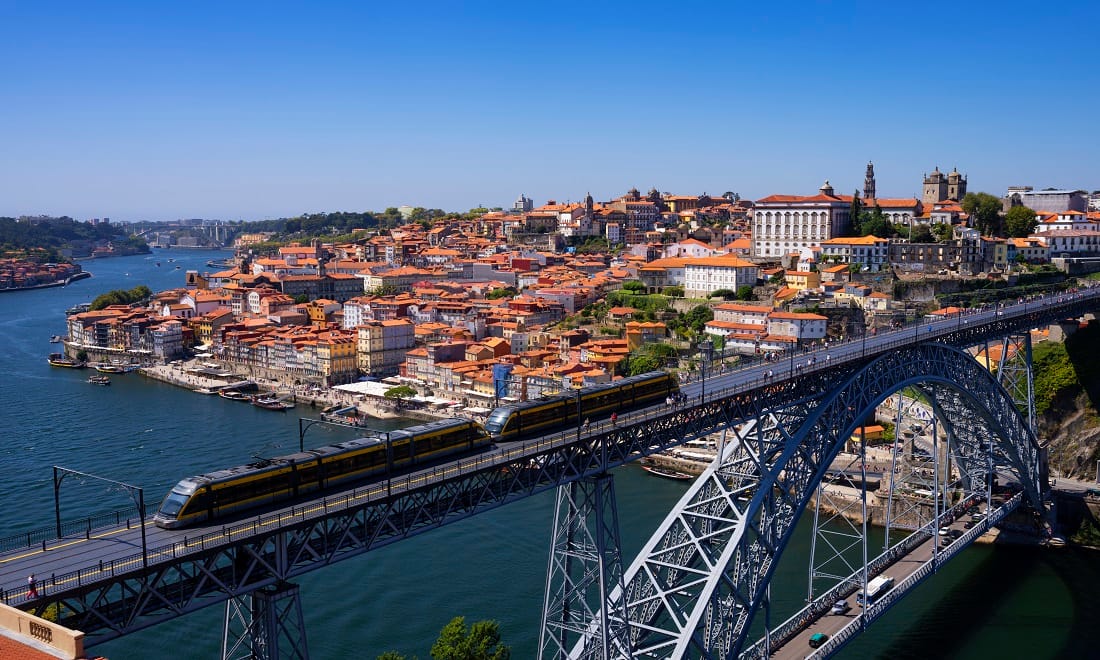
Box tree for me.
[848,191,864,237]
[859,205,893,238]
[384,385,416,405]
[909,224,934,243]
[293,293,310,304]
[931,223,954,242]
[1005,205,1038,238]
[961,192,1003,236]
[663,285,684,297]
[625,353,661,376]
[621,280,646,293]
[684,304,713,334]
[768,271,786,285]
[486,287,516,300]
[430,616,510,660]
[735,285,755,301]
[708,288,736,300]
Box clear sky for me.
[2,1,1098,221]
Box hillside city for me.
[50,167,1100,416]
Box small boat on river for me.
[50,335,63,343]
[47,353,85,368]
[641,463,695,481]
[86,375,111,386]
[251,395,292,411]
[219,389,251,401]
[94,363,128,374]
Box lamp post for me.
[298,417,328,452]
[53,466,148,570]
[698,339,714,403]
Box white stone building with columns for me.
[752,181,853,258]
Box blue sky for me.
[2,1,1098,221]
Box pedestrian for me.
[611,412,618,425]
[583,418,590,431]
[27,574,38,599]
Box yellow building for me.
[784,270,821,291]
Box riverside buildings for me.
[57,169,1099,400]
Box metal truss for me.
[10,292,1089,650]
[26,392,800,647]
[993,333,1037,436]
[574,343,1044,659]
[540,474,630,660]
[222,582,309,660]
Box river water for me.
[0,251,1095,659]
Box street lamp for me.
[298,416,329,453]
[698,339,714,402]
[53,466,148,570]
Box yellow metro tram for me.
[154,419,489,529]
[483,371,678,440]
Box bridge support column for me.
[222,582,310,660]
[539,473,630,660]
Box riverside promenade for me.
[138,361,444,422]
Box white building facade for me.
[752,182,853,258]
[682,256,760,298]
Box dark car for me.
[809,632,829,648]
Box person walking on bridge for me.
[27,574,38,599]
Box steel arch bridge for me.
[563,342,1042,659]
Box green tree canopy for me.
[90,285,153,311]
[621,280,646,293]
[931,223,954,242]
[684,304,713,334]
[486,287,517,300]
[708,288,736,300]
[858,205,895,238]
[662,285,684,297]
[1005,205,1038,238]
[430,616,510,660]
[961,192,1004,236]
[908,223,934,243]
[735,285,755,301]
[384,385,417,400]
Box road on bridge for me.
[770,498,991,659]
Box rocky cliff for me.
[1035,323,1100,479]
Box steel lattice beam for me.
[577,343,1044,659]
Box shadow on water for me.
[841,543,1087,660]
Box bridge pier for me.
[539,473,630,660]
[222,582,309,660]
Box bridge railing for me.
[0,504,160,555]
[808,492,1023,658]
[5,288,1095,560]
[2,410,697,605]
[739,528,932,659]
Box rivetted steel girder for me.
[589,343,1043,659]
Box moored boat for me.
[219,389,251,401]
[86,374,111,386]
[49,335,63,343]
[641,463,695,481]
[251,395,291,411]
[47,353,85,368]
[94,363,128,374]
[65,303,91,316]
[193,387,220,395]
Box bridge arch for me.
[603,343,1042,658]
